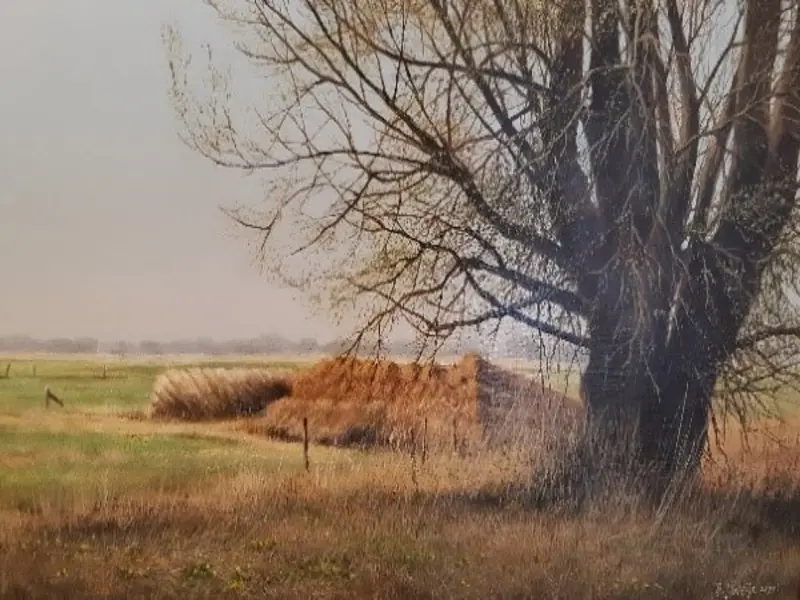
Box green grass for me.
[0,356,318,513]
[0,362,152,415]
[0,357,305,416]
[0,423,318,513]
[0,360,160,415]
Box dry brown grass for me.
[705,415,800,491]
[6,357,800,598]
[2,426,800,600]
[241,353,583,450]
[150,368,292,421]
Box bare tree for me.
[166,0,800,491]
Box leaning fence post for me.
[45,386,64,408]
[303,417,310,472]
[3,363,10,379]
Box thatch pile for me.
[242,353,583,450]
[150,368,292,421]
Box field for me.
[0,356,799,599]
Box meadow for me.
[0,355,799,599]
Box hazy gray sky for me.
[0,0,342,342]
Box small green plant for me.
[251,538,279,552]
[227,566,250,590]
[182,561,215,581]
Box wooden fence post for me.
[3,363,10,379]
[452,416,458,454]
[32,364,36,377]
[410,427,418,486]
[102,364,107,380]
[421,418,428,465]
[303,417,310,472]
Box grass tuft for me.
[150,368,292,421]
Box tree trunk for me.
[579,250,729,501]
[581,336,715,500]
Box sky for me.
[0,0,345,343]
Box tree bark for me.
[581,346,713,499]
[579,249,726,499]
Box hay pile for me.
[150,368,292,421]
[243,353,583,450]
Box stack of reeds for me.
[150,367,292,421]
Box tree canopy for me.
[167,0,800,486]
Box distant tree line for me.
[0,334,350,357]
[0,336,101,354]
[0,334,414,357]
[0,332,581,362]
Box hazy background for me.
[0,0,346,344]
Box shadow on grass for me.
[427,477,800,540]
